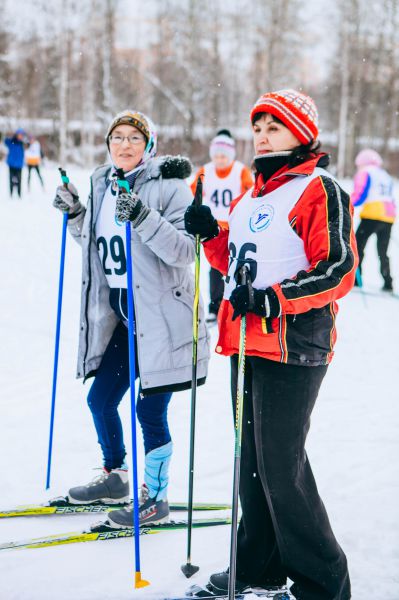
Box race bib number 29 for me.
[97,235,126,276]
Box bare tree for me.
[337,1,351,178]
[250,0,304,95]
[0,0,12,119]
[5,0,399,170]
[100,0,117,125]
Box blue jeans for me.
[87,321,172,470]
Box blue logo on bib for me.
[249,204,274,232]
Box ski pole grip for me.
[115,168,130,194]
[194,174,203,208]
[58,167,69,188]
[236,264,251,286]
[237,265,255,309]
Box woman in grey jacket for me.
[53,110,210,527]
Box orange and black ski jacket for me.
[203,154,358,366]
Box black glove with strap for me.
[115,191,150,227]
[184,203,219,240]
[230,282,281,321]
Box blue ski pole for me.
[45,167,69,489]
[115,169,150,589]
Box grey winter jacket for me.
[67,156,210,394]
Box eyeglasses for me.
[109,134,146,145]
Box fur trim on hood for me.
[144,155,192,180]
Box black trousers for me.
[355,218,393,287]
[9,167,22,197]
[209,267,224,315]
[27,165,44,188]
[231,355,351,600]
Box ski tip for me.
[181,563,200,578]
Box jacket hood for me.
[143,155,193,180]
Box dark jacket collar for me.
[253,153,330,197]
[272,153,330,180]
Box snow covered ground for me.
[0,162,398,600]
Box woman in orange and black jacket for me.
[184,89,358,600]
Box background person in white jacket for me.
[25,135,45,191]
[191,130,253,324]
[52,110,210,528]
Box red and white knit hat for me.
[250,89,319,145]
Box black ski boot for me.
[206,570,291,599]
[207,570,250,595]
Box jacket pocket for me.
[160,286,207,351]
[287,306,333,355]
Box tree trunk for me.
[58,1,69,166]
[337,12,350,178]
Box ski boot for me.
[107,483,169,527]
[382,281,394,292]
[207,570,291,599]
[107,441,172,528]
[68,467,130,504]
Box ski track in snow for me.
[0,164,398,599]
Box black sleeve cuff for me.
[264,287,281,318]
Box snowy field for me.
[0,162,398,600]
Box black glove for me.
[184,203,219,240]
[230,283,281,321]
[115,191,150,227]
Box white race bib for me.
[95,184,127,288]
[224,168,333,297]
[203,161,244,221]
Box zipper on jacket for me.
[82,178,94,376]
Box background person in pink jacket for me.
[351,149,396,292]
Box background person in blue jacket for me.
[5,128,27,198]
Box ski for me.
[0,497,231,518]
[161,583,291,599]
[0,517,230,551]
